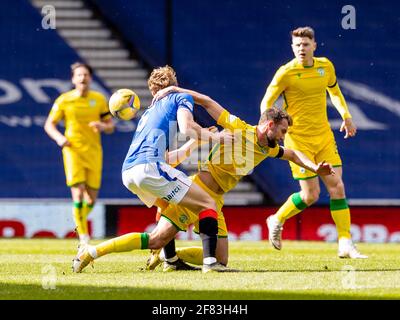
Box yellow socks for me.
[73,201,95,244]
[275,192,307,224]
[81,201,94,235]
[72,201,86,236]
[95,233,149,258]
[330,199,351,239]
[176,247,203,265]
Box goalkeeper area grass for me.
[1,239,399,300]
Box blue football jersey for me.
[122,92,194,171]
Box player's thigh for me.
[178,182,217,213]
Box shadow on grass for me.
[244,268,400,273]
[0,283,396,300]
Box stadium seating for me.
[0,0,136,199]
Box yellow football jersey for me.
[49,89,111,151]
[260,57,351,137]
[201,110,281,193]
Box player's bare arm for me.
[281,148,335,176]
[153,85,227,122]
[177,107,234,144]
[44,116,71,147]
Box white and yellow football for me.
[108,88,140,121]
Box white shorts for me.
[122,162,192,208]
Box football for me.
[108,88,140,120]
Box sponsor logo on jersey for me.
[317,67,325,76]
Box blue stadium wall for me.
[94,0,400,204]
[1,1,399,204]
[0,0,137,199]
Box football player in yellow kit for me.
[260,26,367,258]
[44,62,114,246]
[145,86,334,271]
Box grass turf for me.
[0,239,400,300]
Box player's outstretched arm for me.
[152,86,226,122]
[281,148,335,176]
[177,108,234,145]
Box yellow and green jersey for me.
[261,57,351,137]
[201,110,282,193]
[48,89,111,152]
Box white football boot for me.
[266,215,283,250]
[338,238,368,259]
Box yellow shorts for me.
[160,174,228,237]
[284,131,342,180]
[62,146,102,189]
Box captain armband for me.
[100,111,111,118]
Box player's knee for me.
[331,180,345,195]
[303,190,319,205]
[198,198,217,212]
[148,236,166,249]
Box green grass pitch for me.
[1,239,400,300]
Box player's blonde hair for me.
[148,65,178,95]
[291,26,315,40]
[259,106,292,126]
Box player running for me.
[44,62,114,247]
